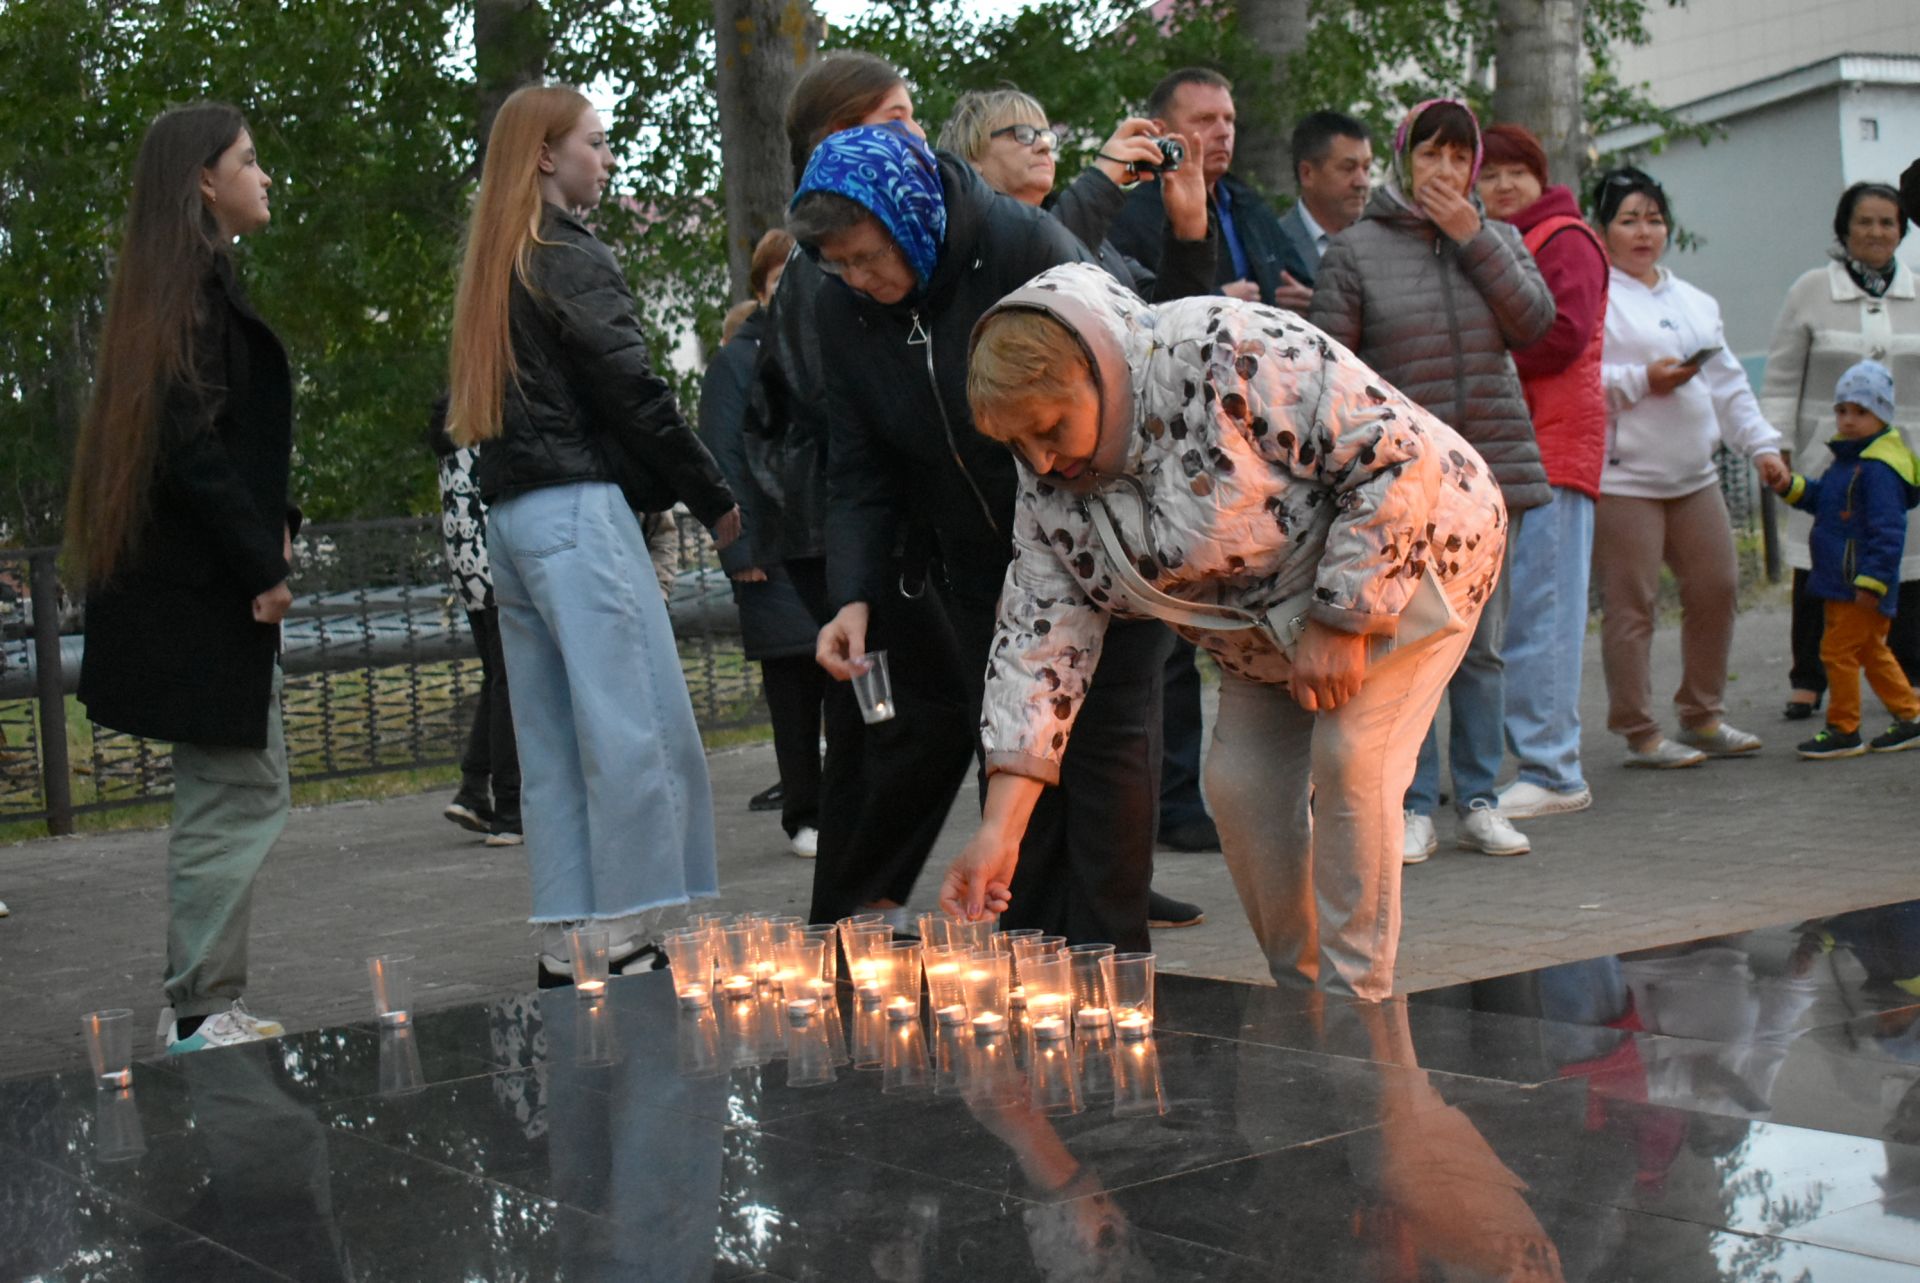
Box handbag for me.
[1087,495,1464,672]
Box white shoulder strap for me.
[1087,498,1261,633]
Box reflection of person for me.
[448,85,740,983]
[1767,361,1920,757]
[430,395,523,848]
[795,128,1165,951]
[1592,167,1788,768]
[700,230,827,859]
[1761,182,1920,719]
[1477,123,1611,820]
[941,263,1504,1001]
[69,103,296,1052]
[1309,99,1554,862]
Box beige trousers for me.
[1593,485,1739,744]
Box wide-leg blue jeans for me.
[1501,487,1594,793]
[488,482,718,923]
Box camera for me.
[1136,136,1184,175]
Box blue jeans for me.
[488,482,718,922]
[1406,514,1519,816]
[1501,488,1594,793]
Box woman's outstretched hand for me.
[815,601,871,680]
[940,826,1020,921]
[1290,621,1370,712]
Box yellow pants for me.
[1822,598,1920,733]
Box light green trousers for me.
[164,668,290,1018]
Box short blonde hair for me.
[938,88,1048,164]
[968,308,1089,440]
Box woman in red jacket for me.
[1477,124,1610,818]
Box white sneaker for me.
[225,999,284,1038]
[1624,738,1707,769]
[1495,779,1592,820]
[1457,800,1530,856]
[164,1003,281,1054]
[0,899,9,917]
[1402,811,1437,864]
[1677,722,1762,756]
[789,826,819,859]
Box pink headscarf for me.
[1387,98,1484,219]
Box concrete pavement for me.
[3,604,1916,1081]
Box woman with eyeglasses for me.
[1761,182,1920,720]
[936,87,1214,302]
[789,124,1167,951]
[1590,166,1788,769]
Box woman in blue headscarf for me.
[787,122,1175,951]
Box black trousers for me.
[1158,636,1211,830]
[460,606,520,820]
[760,654,825,837]
[1789,568,1920,693]
[790,559,975,923]
[947,596,1171,953]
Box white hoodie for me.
[1600,265,1782,499]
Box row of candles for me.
[662,911,1165,1116]
[659,911,1157,1044]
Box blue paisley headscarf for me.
[792,122,947,289]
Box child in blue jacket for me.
[1771,360,1920,757]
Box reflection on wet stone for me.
[11,904,1920,1279]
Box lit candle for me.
[786,997,819,1023]
[850,961,876,984]
[753,961,776,982]
[379,1009,410,1027]
[964,968,990,984]
[1116,1010,1152,1040]
[928,962,959,978]
[857,980,884,1009]
[935,1003,967,1026]
[677,983,710,1009]
[1075,1006,1111,1029]
[1008,984,1027,1009]
[1031,1014,1068,1041]
[773,968,798,989]
[886,995,916,1022]
[722,974,754,998]
[576,978,606,997]
[869,699,894,719]
[971,1011,1006,1036]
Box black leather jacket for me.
[817,154,1092,609]
[742,248,832,565]
[475,205,733,526]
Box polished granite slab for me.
[8,899,1920,1281]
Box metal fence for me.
[0,515,761,835]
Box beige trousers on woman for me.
[1205,587,1483,1001]
[1593,484,1740,744]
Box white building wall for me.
[1612,0,1920,107]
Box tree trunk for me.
[1492,0,1588,189]
[1234,0,1310,196]
[713,0,823,301]
[474,0,549,167]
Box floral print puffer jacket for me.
[978,263,1507,784]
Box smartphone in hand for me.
[1682,345,1722,366]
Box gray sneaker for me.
[1677,722,1761,756]
[1624,738,1708,769]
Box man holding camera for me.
[1110,67,1314,315]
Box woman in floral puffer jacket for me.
[939,263,1506,1000]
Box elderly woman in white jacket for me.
[938,262,1505,1001]
[1761,181,1920,719]
[1591,168,1788,770]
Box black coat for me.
[1046,168,1215,303]
[697,309,819,660]
[818,154,1092,610]
[1108,172,1312,308]
[475,205,734,527]
[742,248,832,565]
[79,255,299,750]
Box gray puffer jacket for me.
[1309,188,1554,512]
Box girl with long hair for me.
[447,84,739,984]
[70,102,297,1052]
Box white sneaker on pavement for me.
[1457,800,1531,856]
[1495,779,1592,820]
[1402,811,1437,864]
[789,826,819,859]
[164,1002,284,1054]
[1623,738,1707,769]
[1676,722,1762,756]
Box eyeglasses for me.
[990,123,1059,152]
[810,240,899,279]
